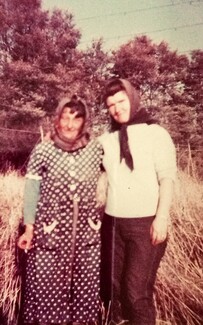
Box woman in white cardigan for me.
[99,78,177,325]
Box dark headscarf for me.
[106,79,155,170]
[52,96,90,152]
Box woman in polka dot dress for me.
[18,96,103,325]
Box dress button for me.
[69,170,76,177]
[69,184,76,191]
[69,157,75,164]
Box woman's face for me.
[58,107,84,140]
[106,90,131,124]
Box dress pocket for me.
[35,219,60,250]
[84,218,101,246]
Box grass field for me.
[0,170,202,324]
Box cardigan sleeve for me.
[23,143,44,224]
[23,178,41,224]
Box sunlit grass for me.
[155,171,203,325]
[0,170,202,324]
[0,171,24,323]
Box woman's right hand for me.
[18,224,34,251]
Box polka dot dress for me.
[23,140,103,324]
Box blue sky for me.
[42,0,203,54]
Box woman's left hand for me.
[150,216,168,246]
[17,224,34,251]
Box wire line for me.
[80,22,203,45]
[77,1,202,21]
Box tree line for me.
[0,0,202,169]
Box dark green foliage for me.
[0,0,82,124]
[0,1,202,171]
[110,36,202,152]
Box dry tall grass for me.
[155,171,203,325]
[0,171,24,324]
[0,171,202,324]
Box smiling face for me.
[58,107,84,140]
[106,90,131,124]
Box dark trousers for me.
[100,214,167,325]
